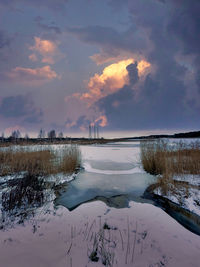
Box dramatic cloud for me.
[65,114,107,131]
[64,92,108,130]
[66,0,200,131]
[93,0,200,130]
[98,63,189,130]
[29,37,62,64]
[0,0,199,134]
[67,25,151,65]
[94,115,108,127]
[167,0,200,93]
[64,58,150,130]
[2,65,58,86]
[77,58,150,105]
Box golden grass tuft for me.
[0,145,81,177]
[59,145,81,174]
[140,139,200,177]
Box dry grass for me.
[140,139,200,177]
[0,145,81,177]
[58,146,81,174]
[0,149,54,176]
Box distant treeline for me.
[0,130,199,146]
[134,130,200,140]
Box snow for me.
[80,142,141,164]
[45,172,77,185]
[154,176,200,216]
[173,174,200,186]
[83,161,144,175]
[0,201,200,267]
[56,142,155,210]
[0,140,200,266]
[0,172,25,184]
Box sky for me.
[0,0,199,137]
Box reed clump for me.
[140,139,200,177]
[59,145,81,174]
[0,145,81,177]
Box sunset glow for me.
[0,2,199,267]
[7,66,58,85]
[0,0,198,135]
[29,37,58,64]
[80,58,151,105]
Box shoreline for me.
[143,183,200,236]
[0,129,200,147]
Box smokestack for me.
[97,124,99,139]
[94,124,96,139]
[89,124,92,139]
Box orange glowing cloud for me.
[79,58,151,105]
[7,65,58,85]
[64,94,108,129]
[95,115,108,127]
[29,37,62,64]
[137,60,151,75]
[29,53,38,62]
[64,58,150,129]
[81,59,134,103]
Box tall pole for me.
[97,125,99,139]
[89,124,92,139]
[94,124,96,139]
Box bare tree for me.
[24,133,29,140]
[11,130,21,139]
[16,130,21,138]
[58,131,63,138]
[1,132,4,142]
[48,129,56,140]
[38,128,45,139]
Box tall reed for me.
[0,145,81,177]
[140,139,200,177]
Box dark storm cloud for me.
[0,95,43,124]
[67,25,148,56]
[98,62,190,130]
[0,0,199,132]
[167,0,200,88]
[128,0,200,73]
[82,0,200,130]
[126,63,139,85]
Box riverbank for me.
[143,181,200,236]
[140,139,200,232]
[1,200,200,267]
[0,141,200,266]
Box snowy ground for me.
[0,140,200,266]
[154,175,200,216]
[0,201,200,267]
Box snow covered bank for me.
[0,201,200,267]
[153,175,200,217]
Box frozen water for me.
[0,140,200,267]
[57,142,156,209]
